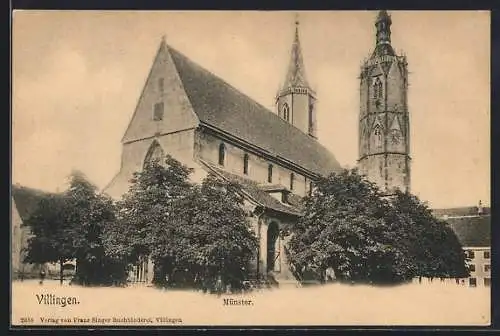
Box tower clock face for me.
[391,129,402,145]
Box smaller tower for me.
[276,17,317,139]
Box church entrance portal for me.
[267,222,280,272]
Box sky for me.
[12,11,490,209]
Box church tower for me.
[358,11,411,195]
[276,18,317,139]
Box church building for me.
[104,17,343,284]
[11,12,490,288]
[103,11,409,284]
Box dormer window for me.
[281,191,288,204]
[265,187,290,205]
[153,102,164,121]
[282,103,290,122]
[218,143,226,166]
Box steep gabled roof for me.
[167,45,341,177]
[11,184,52,223]
[446,215,491,247]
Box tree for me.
[110,155,194,284]
[24,194,74,285]
[109,153,259,291]
[287,168,469,285]
[389,191,469,279]
[167,174,259,291]
[287,169,414,284]
[65,171,127,286]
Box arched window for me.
[158,78,164,93]
[243,153,249,175]
[373,125,383,149]
[218,143,226,166]
[268,164,273,183]
[153,102,164,121]
[144,141,164,168]
[309,181,314,196]
[290,173,294,191]
[282,103,290,122]
[372,77,383,100]
[308,104,314,133]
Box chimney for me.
[477,200,483,215]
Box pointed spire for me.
[282,15,310,91]
[371,10,396,57]
[376,10,391,24]
[375,10,392,45]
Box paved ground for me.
[11,279,490,326]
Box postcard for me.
[11,10,491,327]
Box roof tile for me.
[11,185,52,222]
[200,160,303,216]
[168,46,341,177]
[446,215,491,247]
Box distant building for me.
[11,184,75,280]
[433,202,491,287]
[11,184,49,279]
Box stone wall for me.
[194,130,310,197]
[104,129,196,199]
[358,55,410,194]
[121,41,199,144]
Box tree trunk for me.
[59,259,64,285]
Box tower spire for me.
[372,10,396,57]
[275,13,317,139]
[376,10,392,45]
[282,15,310,90]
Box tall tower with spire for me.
[358,11,411,195]
[276,17,317,139]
